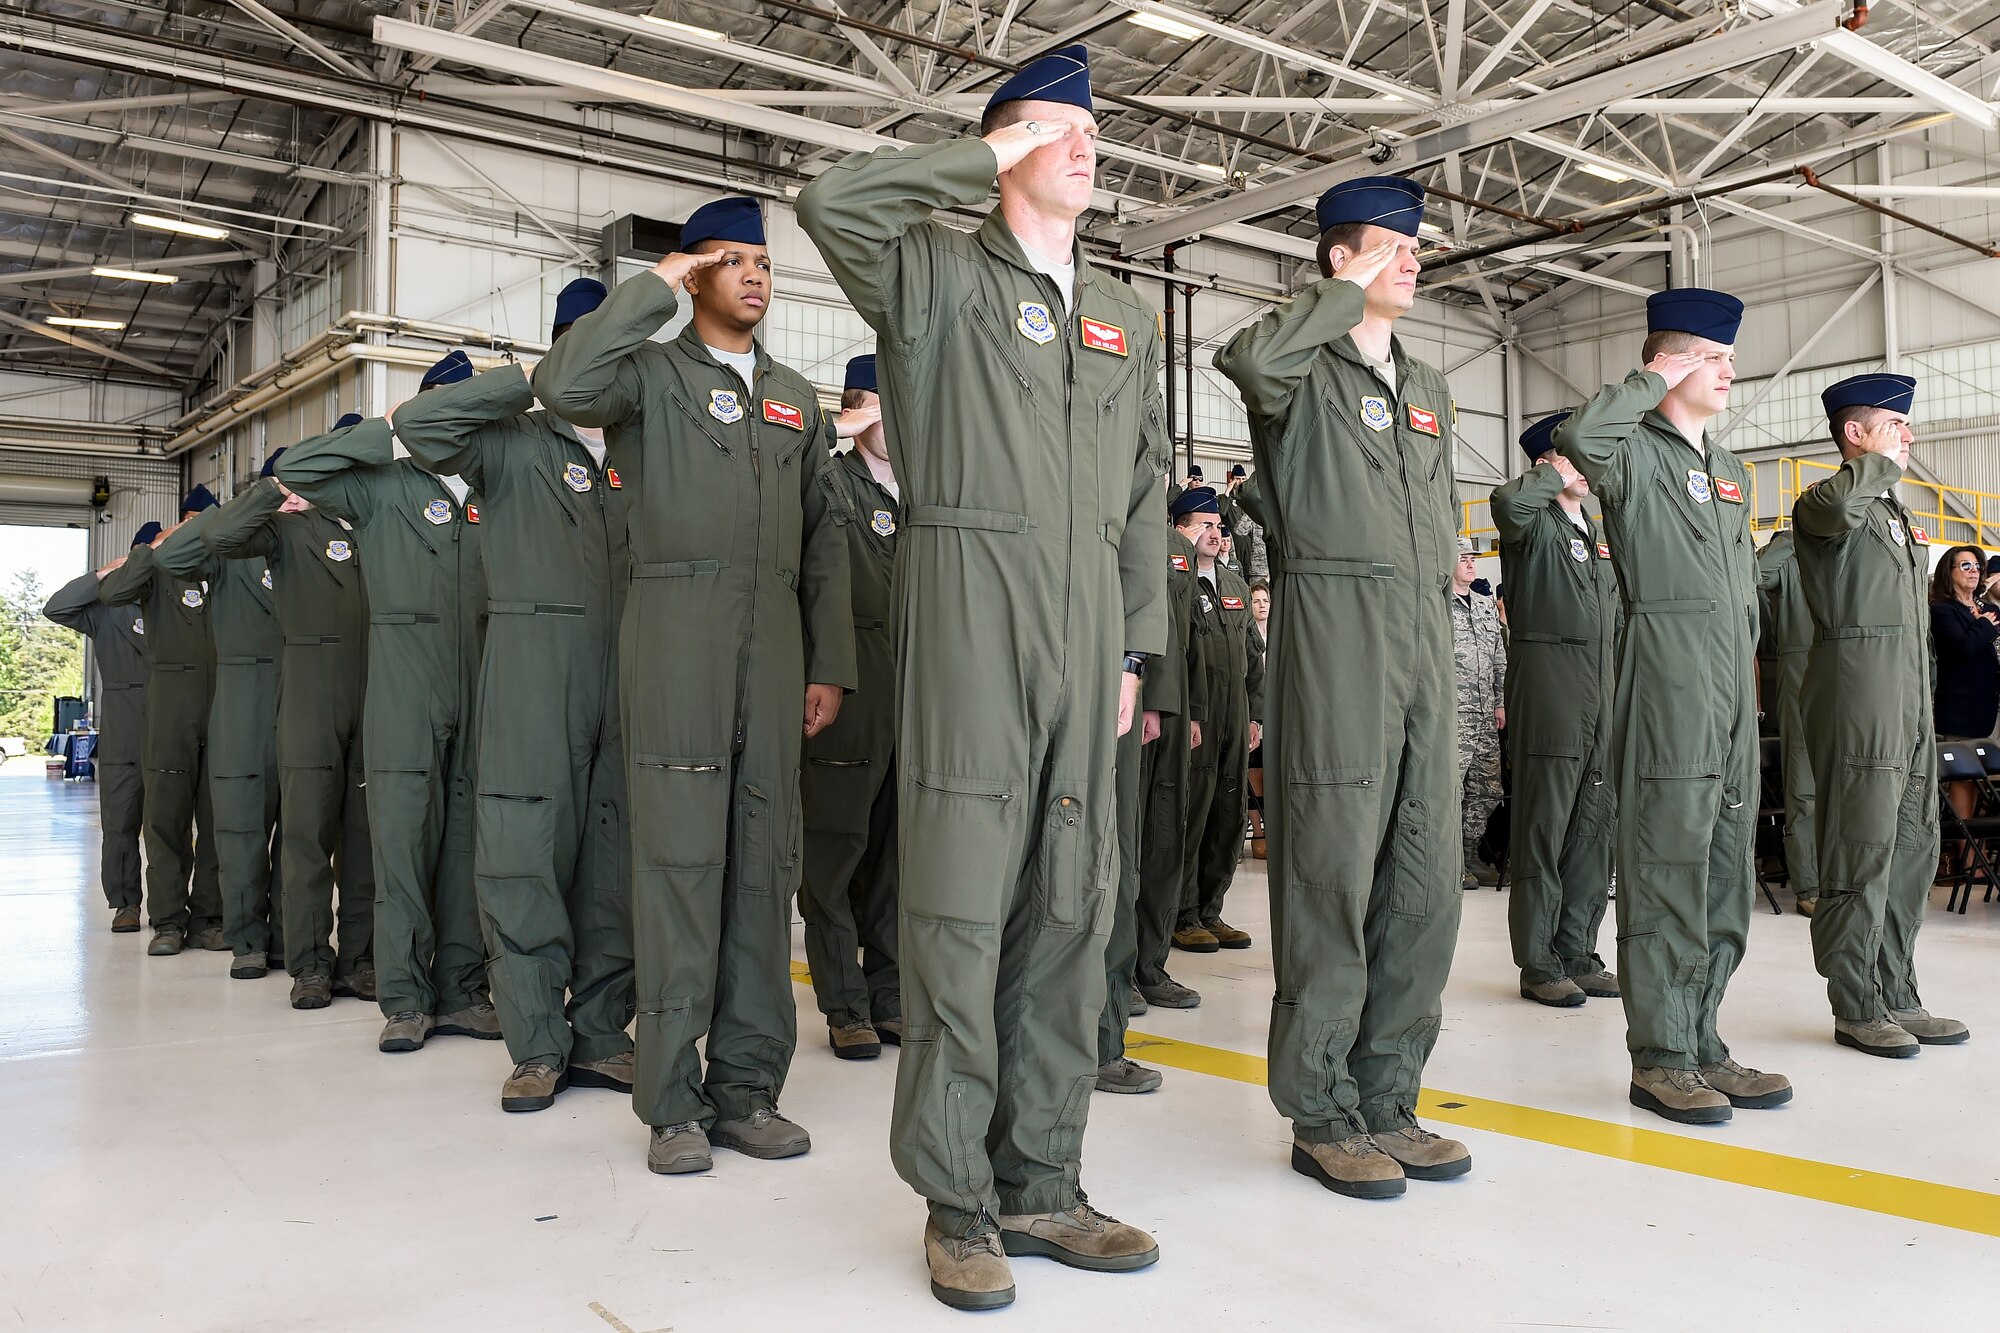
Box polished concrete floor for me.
[2,756,1995,1332]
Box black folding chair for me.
[1937,744,2000,913]
[1751,736,1787,915]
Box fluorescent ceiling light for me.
[1128,11,1206,41]
[1419,221,1445,234]
[91,266,179,284]
[128,212,231,241]
[46,316,127,330]
[640,15,727,42]
[1381,93,1404,102]
[1577,162,1632,183]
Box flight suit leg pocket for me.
[211,774,266,835]
[737,782,774,897]
[1634,764,1721,867]
[1038,793,1085,931]
[1286,768,1380,894]
[629,754,727,873]
[475,791,554,884]
[1833,754,1903,851]
[902,768,1019,928]
[1389,796,1436,921]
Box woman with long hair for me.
[1929,544,2000,839]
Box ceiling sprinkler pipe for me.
[1796,166,2000,259]
[1843,4,1869,31]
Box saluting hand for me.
[652,249,725,292]
[94,556,127,578]
[1858,415,1906,462]
[833,401,882,439]
[984,118,1071,173]
[1331,237,1400,292]
[1646,349,1709,392]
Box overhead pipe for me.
[1162,244,1178,456]
[1796,165,2000,260]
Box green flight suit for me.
[799,138,1168,1232]
[1100,517,1193,1063]
[97,545,222,934]
[199,479,374,987]
[1756,530,1819,905]
[1215,276,1462,1142]
[1491,464,1618,985]
[1791,454,1937,1021]
[1556,371,1760,1071]
[1137,528,1206,989]
[392,365,634,1072]
[535,273,854,1131]
[277,422,489,1021]
[1181,558,1264,930]
[44,571,148,910]
[798,448,902,1030]
[153,514,284,961]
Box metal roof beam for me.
[0,307,175,376]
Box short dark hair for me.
[1316,223,1370,280]
[1249,579,1270,596]
[550,322,573,343]
[840,388,871,410]
[980,99,1030,137]
[1829,404,1883,450]
[1641,329,1698,364]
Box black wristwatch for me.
[1122,653,1151,678]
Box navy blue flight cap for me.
[332,412,363,431]
[1520,410,1574,460]
[553,278,606,331]
[260,447,288,480]
[680,196,765,250]
[1169,486,1221,520]
[131,522,161,547]
[1228,464,1247,478]
[1822,372,1916,419]
[1317,176,1426,237]
[180,484,217,516]
[1646,288,1744,344]
[1187,465,1204,479]
[844,355,877,394]
[1470,577,1493,597]
[986,44,1093,115]
[420,350,475,391]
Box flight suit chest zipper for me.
[968,305,1031,391]
[741,372,764,752]
[671,394,733,456]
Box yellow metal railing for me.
[1464,457,2000,552]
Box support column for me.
[1877,144,1900,372]
[367,120,397,416]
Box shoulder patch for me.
[1170,552,1190,572]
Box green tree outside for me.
[0,570,84,743]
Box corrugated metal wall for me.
[0,446,181,566]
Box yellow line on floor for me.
[790,961,2000,1237]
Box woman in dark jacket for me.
[1930,544,2000,741]
[1930,545,2000,838]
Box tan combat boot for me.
[500,1060,567,1112]
[925,1219,1015,1311]
[1629,1067,1731,1124]
[648,1122,711,1175]
[378,1011,435,1053]
[1290,1134,1407,1199]
[997,1200,1159,1272]
[1835,1017,1919,1059]
[1171,923,1219,953]
[1203,918,1252,949]
[1519,976,1585,1008]
[1373,1125,1471,1180]
[1890,1007,1970,1045]
[110,906,141,934]
[571,1050,635,1092]
[1699,1058,1793,1109]
[434,1001,502,1039]
[829,1019,882,1061]
[1572,968,1619,998]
